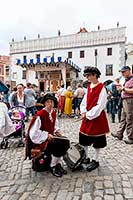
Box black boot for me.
[87,160,99,172]
[50,166,62,177]
[56,163,67,175]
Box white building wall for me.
[126,43,133,72]
[10,27,126,86]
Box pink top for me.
[122,75,133,99]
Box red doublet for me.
[26,109,56,159]
[80,83,109,136]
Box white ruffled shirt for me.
[80,87,107,120]
[29,113,60,144]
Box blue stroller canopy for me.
[0,80,9,93]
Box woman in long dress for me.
[64,86,73,116]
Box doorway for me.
[39,82,44,92]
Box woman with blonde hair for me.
[64,86,73,117]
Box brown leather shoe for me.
[123,138,133,144]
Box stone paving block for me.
[104,180,113,188]
[74,187,82,196]
[68,184,75,192]
[123,188,133,199]
[94,197,102,200]
[94,176,104,181]
[18,192,30,200]
[83,182,94,193]
[7,185,18,194]
[115,194,124,200]
[0,186,10,192]
[40,187,49,197]
[60,180,70,189]
[95,181,103,189]
[122,181,131,188]
[73,196,80,200]
[8,173,15,180]
[81,193,92,200]
[104,176,112,180]
[105,189,115,195]
[27,183,38,191]
[56,190,68,200]
[76,178,83,187]
[32,188,42,195]
[94,190,104,198]
[1,195,11,200]
[9,194,21,200]
[47,192,57,200]
[121,174,129,180]
[65,192,74,200]
[15,179,31,185]
[0,180,15,187]
[16,184,27,193]
[103,195,114,200]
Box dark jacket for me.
[11,92,27,107]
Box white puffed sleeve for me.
[54,118,60,133]
[29,116,48,144]
[86,87,107,120]
[80,93,87,114]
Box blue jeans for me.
[111,98,122,122]
[26,106,35,117]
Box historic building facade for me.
[0,55,10,82]
[126,43,133,73]
[10,26,126,90]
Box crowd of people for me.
[0,65,133,177]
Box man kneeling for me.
[25,93,70,177]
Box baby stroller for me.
[1,105,26,149]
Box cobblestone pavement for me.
[0,116,133,200]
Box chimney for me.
[24,36,26,40]
[12,38,14,42]
[98,25,100,30]
[38,34,40,39]
[58,30,61,36]
[117,22,119,28]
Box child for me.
[79,66,110,171]
[26,93,70,177]
[11,109,21,120]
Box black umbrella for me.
[0,80,9,93]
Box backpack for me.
[32,153,51,172]
[111,84,119,98]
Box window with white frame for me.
[22,71,26,79]
[107,48,112,56]
[13,72,17,79]
[80,50,85,58]
[68,51,72,58]
[106,64,113,76]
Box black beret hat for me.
[40,93,58,108]
[83,66,101,77]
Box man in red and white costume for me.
[26,93,70,177]
[79,66,110,171]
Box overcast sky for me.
[0,0,132,55]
